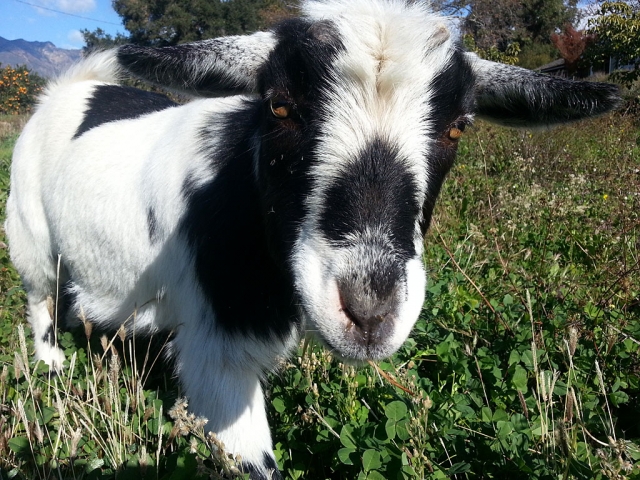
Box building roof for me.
[536,58,565,73]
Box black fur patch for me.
[74,85,177,139]
[118,43,252,95]
[421,49,475,233]
[255,18,343,264]
[319,137,420,261]
[181,104,300,339]
[42,324,55,345]
[180,19,343,339]
[262,452,279,473]
[55,280,77,329]
[474,67,621,126]
[242,452,283,480]
[147,206,159,244]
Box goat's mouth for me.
[300,278,407,362]
[311,321,401,362]
[293,241,427,361]
[337,294,398,359]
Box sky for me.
[0,0,126,50]
[0,0,596,51]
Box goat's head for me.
[117,0,620,362]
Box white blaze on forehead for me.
[303,0,456,201]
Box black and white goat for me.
[6,0,619,478]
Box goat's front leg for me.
[27,294,66,372]
[175,326,281,480]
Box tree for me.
[111,0,296,46]
[430,0,472,16]
[464,0,524,51]
[258,2,298,26]
[0,64,45,114]
[520,0,578,45]
[463,34,521,65]
[551,24,594,75]
[82,28,129,53]
[587,1,640,86]
[113,0,223,46]
[432,0,578,59]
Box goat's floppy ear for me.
[117,31,276,96]
[466,53,621,127]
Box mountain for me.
[0,36,82,78]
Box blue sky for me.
[1,0,126,50]
[1,0,595,51]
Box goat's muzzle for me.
[337,266,401,357]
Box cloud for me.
[57,0,97,13]
[31,4,56,17]
[35,0,97,15]
[67,29,85,46]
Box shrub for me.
[463,34,521,66]
[0,65,45,115]
[620,80,640,122]
[586,1,640,88]
[517,42,559,70]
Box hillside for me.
[0,36,81,78]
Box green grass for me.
[0,112,639,479]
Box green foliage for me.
[551,24,594,75]
[269,350,426,479]
[517,41,558,70]
[81,27,130,53]
[519,0,578,45]
[460,0,577,57]
[112,0,296,46]
[463,34,521,65]
[619,80,640,120]
[0,112,639,479]
[587,1,640,87]
[0,66,45,115]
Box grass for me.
[0,111,638,479]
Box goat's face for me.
[253,16,474,360]
[117,0,619,363]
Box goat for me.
[6,0,619,478]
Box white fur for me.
[188,32,277,92]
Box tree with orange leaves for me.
[0,65,45,115]
[551,24,594,76]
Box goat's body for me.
[10,76,212,331]
[8,65,296,477]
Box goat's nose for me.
[338,279,399,347]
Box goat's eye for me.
[270,97,292,119]
[447,121,466,141]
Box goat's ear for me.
[117,32,276,96]
[466,53,621,127]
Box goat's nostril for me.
[338,281,398,346]
[370,313,385,328]
[341,304,358,328]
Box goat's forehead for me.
[303,0,456,79]
[326,12,458,125]
[270,1,460,92]
[286,2,466,165]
